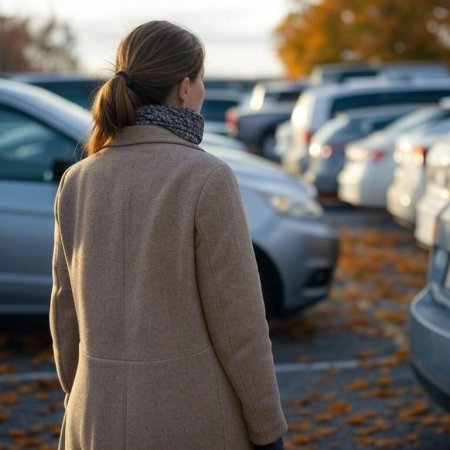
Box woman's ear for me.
[177,77,190,105]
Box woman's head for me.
[87,20,205,155]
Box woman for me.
[50,20,287,450]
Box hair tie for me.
[116,70,150,103]
[116,70,133,87]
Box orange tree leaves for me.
[274,0,450,78]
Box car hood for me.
[206,145,316,198]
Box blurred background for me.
[0,0,450,78]
[2,1,450,448]
[0,0,288,78]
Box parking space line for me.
[275,360,361,373]
[0,371,57,384]
[0,360,366,385]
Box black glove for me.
[254,437,284,450]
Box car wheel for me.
[253,246,282,318]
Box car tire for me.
[253,246,282,318]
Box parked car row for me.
[298,97,450,251]
[260,70,450,253]
[283,78,450,174]
[303,105,418,193]
[339,104,450,208]
[0,77,339,317]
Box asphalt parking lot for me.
[272,204,450,449]
[0,203,449,449]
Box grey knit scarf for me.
[135,104,204,145]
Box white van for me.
[282,79,450,175]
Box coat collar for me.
[107,125,205,152]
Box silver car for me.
[414,137,450,248]
[304,105,416,194]
[388,124,450,228]
[338,106,450,208]
[0,78,339,316]
[410,201,450,412]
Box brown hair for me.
[86,20,204,155]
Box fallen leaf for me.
[346,378,370,391]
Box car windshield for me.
[383,106,446,134]
[313,115,351,142]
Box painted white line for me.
[275,359,361,373]
[0,371,57,384]
[0,359,368,384]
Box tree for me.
[0,15,78,72]
[275,0,450,78]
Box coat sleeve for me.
[194,164,287,445]
[49,178,80,403]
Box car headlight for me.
[267,194,323,219]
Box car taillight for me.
[412,146,428,165]
[225,107,238,134]
[304,129,314,144]
[369,150,386,161]
[225,107,237,125]
[350,149,386,162]
[321,145,333,159]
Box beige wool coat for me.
[50,125,287,450]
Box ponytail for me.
[86,75,139,156]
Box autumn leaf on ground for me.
[375,308,407,325]
[353,417,391,436]
[0,391,20,406]
[346,377,370,391]
[290,392,322,408]
[399,399,429,420]
[289,420,312,432]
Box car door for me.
[0,104,78,313]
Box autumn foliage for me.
[0,15,77,72]
[275,0,450,78]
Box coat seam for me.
[82,344,213,363]
[194,164,229,218]
[212,358,227,450]
[52,191,72,396]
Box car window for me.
[363,116,399,133]
[277,90,305,102]
[330,90,450,116]
[0,105,78,182]
[29,81,101,109]
[383,107,447,134]
[201,98,239,122]
[420,117,450,135]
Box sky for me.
[0,0,291,79]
